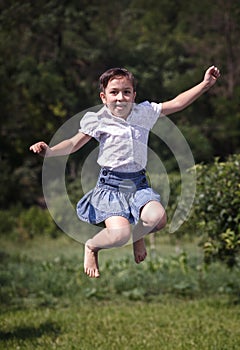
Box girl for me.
[30,65,220,278]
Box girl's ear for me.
[100,92,106,104]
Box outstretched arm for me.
[161,66,220,116]
[29,132,92,157]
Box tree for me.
[1,0,240,208]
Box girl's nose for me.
[116,91,124,100]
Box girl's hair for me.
[99,68,136,92]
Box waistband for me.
[100,167,146,179]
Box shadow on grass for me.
[0,321,61,341]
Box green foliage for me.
[1,0,240,208]
[1,237,240,349]
[0,206,60,240]
[192,154,240,267]
[17,206,59,239]
[0,237,239,311]
[0,209,17,236]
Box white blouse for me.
[79,101,162,172]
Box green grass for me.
[1,298,240,349]
[1,234,240,349]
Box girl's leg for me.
[84,216,131,278]
[133,201,167,263]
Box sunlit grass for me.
[0,234,240,349]
[1,297,240,350]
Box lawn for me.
[1,234,240,349]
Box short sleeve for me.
[79,112,101,140]
[150,102,162,116]
[133,101,162,129]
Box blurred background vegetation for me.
[0,0,239,264]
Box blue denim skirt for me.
[76,168,161,225]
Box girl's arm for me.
[161,66,220,116]
[29,132,92,157]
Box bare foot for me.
[133,238,147,264]
[84,244,100,278]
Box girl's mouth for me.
[115,103,126,108]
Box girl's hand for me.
[203,66,220,88]
[29,141,51,157]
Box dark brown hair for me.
[99,67,136,92]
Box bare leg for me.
[84,216,131,278]
[133,201,167,263]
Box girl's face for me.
[100,76,136,119]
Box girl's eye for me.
[109,90,132,95]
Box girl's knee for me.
[141,202,166,228]
[142,203,166,226]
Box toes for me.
[135,251,147,264]
[95,270,100,278]
[84,267,99,278]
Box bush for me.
[192,154,240,267]
[0,206,61,240]
[0,209,17,236]
[17,206,59,239]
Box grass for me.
[0,234,240,349]
[1,297,240,349]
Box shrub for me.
[17,206,59,239]
[192,154,240,267]
[0,210,17,236]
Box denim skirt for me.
[76,168,161,225]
